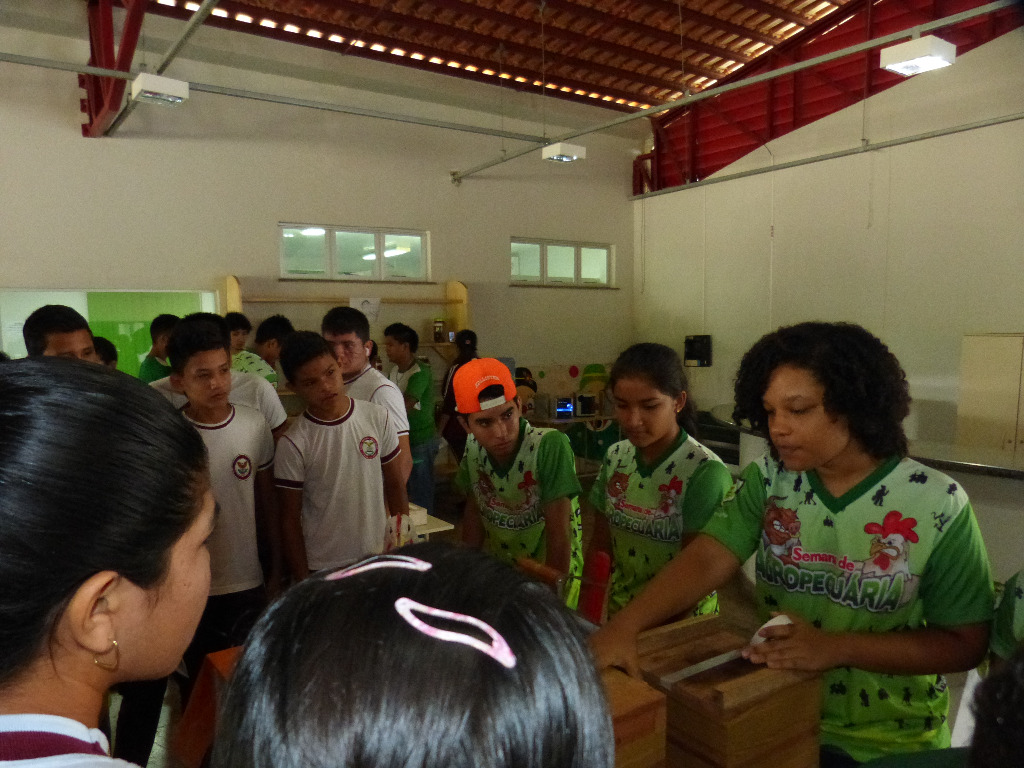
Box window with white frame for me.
[510,239,611,287]
[280,224,429,282]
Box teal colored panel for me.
[87,292,204,377]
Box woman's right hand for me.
[589,620,642,678]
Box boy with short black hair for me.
[93,336,118,369]
[276,331,409,580]
[384,322,439,515]
[228,312,278,388]
[454,358,584,607]
[225,312,252,352]
[321,307,412,481]
[253,314,294,369]
[167,312,278,682]
[138,313,179,383]
[22,304,98,361]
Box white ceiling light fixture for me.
[880,35,956,76]
[542,142,586,163]
[130,73,189,105]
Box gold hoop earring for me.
[93,639,119,672]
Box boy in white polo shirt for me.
[275,331,409,580]
[321,306,412,482]
[166,313,278,686]
[454,358,584,607]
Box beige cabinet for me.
[956,334,1024,461]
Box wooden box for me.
[637,615,820,768]
[603,667,667,768]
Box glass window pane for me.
[335,231,377,279]
[547,245,575,283]
[282,227,327,276]
[511,242,541,282]
[580,247,609,284]
[382,233,426,281]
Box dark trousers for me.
[111,677,168,766]
[181,586,266,704]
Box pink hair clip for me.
[394,597,517,669]
[325,554,433,580]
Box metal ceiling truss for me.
[635,0,1022,192]
[142,0,845,111]
[450,0,1016,182]
[79,0,146,137]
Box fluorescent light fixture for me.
[300,227,325,236]
[130,73,188,105]
[542,142,587,163]
[383,247,410,257]
[880,35,956,76]
[362,254,377,261]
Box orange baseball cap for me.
[453,358,518,414]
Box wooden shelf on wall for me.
[223,277,469,331]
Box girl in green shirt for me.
[584,343,733,619]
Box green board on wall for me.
[87,292,206,377]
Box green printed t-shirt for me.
[589,431,732,616]
[138,355,172,383]
[991,569,1024,660]
[702,454,994,764]
[393,363,436,447]
[232,350,278,388]
[456,419,583,607]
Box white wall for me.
[633,30,1024,438]
[0,9,638,365]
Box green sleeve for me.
[137,356,167,384]
[406,366,431,404]
[991,571,1024,659]
[536,430,583,504]
[679,459,734,533]
[699,459,768,563]
[455,452,471,494]
[919,501,994,627]
[588,450,612,513]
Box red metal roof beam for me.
[80,0,146,137]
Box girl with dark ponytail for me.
[583,343,733,619]
[0,359,212,766]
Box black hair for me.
[0,352,10,363]
[515,367,538,393]
[968,645,1024,767]
[254,315,295,345]
[166,313,231,374]
[22,305,91,357]
[454,329,478,363]
[609,343,698,437]
[280,331,334,383]
[93,336,118,366]
[733,322,910,460]
[224,312,252,334]
[149,314,180,344]
[368,340,381,364]
[384,322,419,353]
[321,306,370,343]
[212,543,614,768]
[0,359,208,685]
